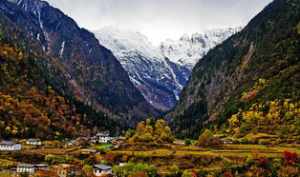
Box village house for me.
[93,164,112,177]
[81,148,97,155]
[26,138,42,146]
[54,164,78,177]
[91,132,114,144]
[16,163,49,174]
[35,164,49,171]
[17,164,35,174]
[0,141,22,151]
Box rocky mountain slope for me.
[0,0,159,139]
[95,28,190,111]
[0,2,111,138]
[95,27,238,111]
[169,0,300,138]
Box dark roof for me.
[18,164,35,168]
[27,139,41,142]
[96,132,110,136]
[93,164,112,170]
[34,164,48,167]
[0,141,16,145]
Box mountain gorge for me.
[168,0,300,139]
[0,0,159,138]
[95,27,239,111]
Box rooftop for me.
[27,139,41,141]
[96,132,110,136]
[18,164,35,168]
[93,164,112,170]
[0,141,17,145]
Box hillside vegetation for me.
[169,0,300,141]
[0,12,113,139]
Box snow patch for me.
[59,41,65,57]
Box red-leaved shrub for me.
[283,151,298,165]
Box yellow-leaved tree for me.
[128,119,174,144]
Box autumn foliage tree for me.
[227,99,300,139]
[196,129,222,147]
[0,41,91,139]
[128,119,175,144]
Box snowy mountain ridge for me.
[94,27,240,111]
[95,27,163,60]
[160,27,242,68]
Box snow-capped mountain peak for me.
[160,27,242,68]
[95,27,190,111]
[94,26,240,111]
[95,27,163,60]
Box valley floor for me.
[108,143,300,176]
[0,140,299,176]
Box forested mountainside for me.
[0,10,117,139]
[0,0,159,135]
[169,0,300,139]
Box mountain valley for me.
[95,27,240,111]
[0,0,299,176]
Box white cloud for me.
[45,0,273,45]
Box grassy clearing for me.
[94,143,113,152]
[0,171,14,177]
[0,159,16,169]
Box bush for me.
[45,154,73,164]
[181,170,197,177]
[168,164,181,176]
[113,162,157,177]
[82,164,93,177]
[278,165,299,177]
[196,129,222,147]
[125,129,135,139]
[184,139,192,145]
[283,151,298,165]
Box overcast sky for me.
[45,0,273,45]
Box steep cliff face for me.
[169,0,300,138]
[1,0,159,127]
